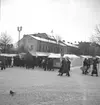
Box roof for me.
[48,53,79,58]
[0,53,17,57]
[30,35,66,46]
[29,51,49,56]
[64,54,79,58]
[80,55,92,58]
[48,53,61,58]
[32,33,49,39]
[96,56,100,58]
[65,42,79,48]
[24,34,78,48]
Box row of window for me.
[38,43,64,53]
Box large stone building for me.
[19,33,78,56]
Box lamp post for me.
[17,26,22,50]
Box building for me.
[19,33,78,56]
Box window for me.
[44,45,46,52]
[31,45,33,50]
[55,47,58,53]
[45,46,47,52]
[43,46,44,52]
[39,44,41,51]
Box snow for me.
[64,54,79,58]
[30,35,67,46]
[48,53,61,58]
[29,52,49,57]
[80,55,92,58]
[0,54,17,57]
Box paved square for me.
[0,67,100,105]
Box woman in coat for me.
[60,57,71,76]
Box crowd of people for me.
[0,57,14,70]
[81,57,99,76]
[0,54,71,78]
[0,54,54,71]
[0,53,99,77]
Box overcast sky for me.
[1,0,100,43]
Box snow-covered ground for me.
[0,67,100,105]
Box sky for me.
[1,0,100,43]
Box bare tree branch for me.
[0,32,12,45]
[0,32,12,53]
[90,24,100,44]
[95,24,100,34]
[55,35,62,44]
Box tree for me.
[89,24,100,56]
[55,35,62,44]
[0,32,12,53]
[90,24,100,44]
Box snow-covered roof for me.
[36,52,49,56]
[80,55,92,58]
[64,54,79,58]
[96,56,100,58]
[0,54,17,57]
[29,51,49,56]
[24,34,78,48]
[48,53,61,58]
[66,42,78,48]
[30,35,66,46]
[48,53,79,58]
[29,51,80,59]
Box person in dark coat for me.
[47,59,51,71]
[91,57,98,76]
[48,59,54,71]
[83,58,88,74]
[59,57,71,77]
[62,57,71,76]
[8,57,11,67]
[1,57,6,70]
[66,58,71,76]
[42,59,47,71]
[24,52,34,69]
[58,58,65,76]
[60,58,67,76]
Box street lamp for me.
[17,26,22,49]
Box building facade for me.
[19,33,78,56]
[19,33,66,55]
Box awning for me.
[80,55,92,58]
[36,52,49,56]
[29,51,49,57]
[48,53,61,58]
[64,54,79,58]
[96,56,100,58]
[0,53,17,57]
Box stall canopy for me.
[96,56,100,58]
[80,55,92,58]
[0,53,17,57]
[36,52,49,56]
[48,53,61,58]
[64,54,79,58]
[29,51,49,57]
